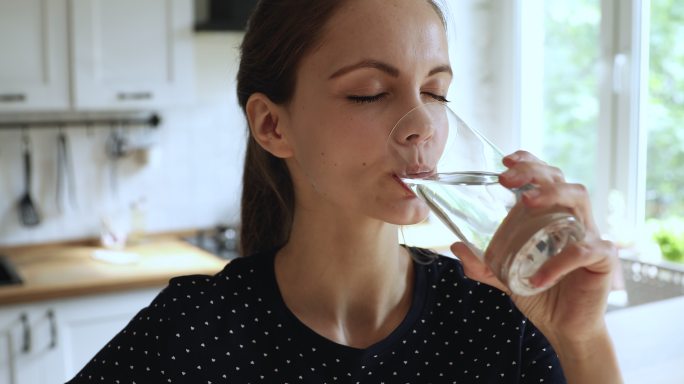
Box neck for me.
[275,207,414,348]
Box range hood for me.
[194,0,258,31]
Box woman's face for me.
[281,0,452,225]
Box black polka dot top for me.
[67,248,566,383]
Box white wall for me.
[445,0,520,154]
[0,33,247,246]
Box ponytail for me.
[239,136,294,256]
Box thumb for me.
[450,242,509,294]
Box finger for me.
[499,160,565,189]
[521,183,600,235]
[502,150,546,167]
[450,242,510,294]
[528,239,617,290]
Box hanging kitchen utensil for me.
[56,127,78,213]
[106,125,118,196]
[17,129,41,227]
[105,122,128,197]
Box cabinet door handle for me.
[117,92,153,101]
[0,94,26,103]
[19,313,30,354]
[47,309,57,349]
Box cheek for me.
[311,136,379,189]
[287,104,396,203]
[299,119,385,174]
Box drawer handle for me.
[0,93,26,103]
[19,313,31,354]
[47,309,57,349]
[117,92,153,101]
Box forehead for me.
[304,0,448,75]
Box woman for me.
[69,0,622,382]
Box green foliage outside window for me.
[542,0,599,192]
[646,0,684,262]
[651,220,684,263]
[646,0,684,221]
[543,0,684,262]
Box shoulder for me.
[65,252,277,382]
[410,247,522,314]
[408,247,479,291]
[166,251,271,296]
[134,251,276,323]
[133,251,277,340]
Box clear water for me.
[403,171,584,296]
[402,171,513,255]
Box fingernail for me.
[504,153,520,163]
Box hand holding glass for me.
[389,103,585,296]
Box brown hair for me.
[237,0,446,256]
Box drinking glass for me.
[389,102,585,296]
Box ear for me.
[245,93,294,158]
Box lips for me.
[392,165,435,196]
[404,171,434,179]
[392,174,415,195]
[393,168,435,180]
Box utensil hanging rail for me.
[0,113,161,129]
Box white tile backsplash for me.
[0,33,247,246]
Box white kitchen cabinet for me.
[0,302,65,384]
[70,0,194,110]
[0,287,160,384]
[57,287,161,380]
[0,0,70,112]
[0,0,193,113]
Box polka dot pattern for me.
[67,248,565,383]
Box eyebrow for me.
[329,60,399,79]
[428,64,453,77]
[328,59,452,79]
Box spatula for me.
[18,131,41,227]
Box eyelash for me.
[427,93,450,103]
[347,94,388,104]
[347,93,450,104]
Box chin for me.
[381,200,431,226]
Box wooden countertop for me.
[0,236,228,306]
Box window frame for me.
[515,0,649,237]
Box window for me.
[519,0,684,263]
[645,1,684,219]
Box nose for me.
[390,103,437,146]
[387,102,449,173]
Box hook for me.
[21,126,30,152]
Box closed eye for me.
[423,93,450,103]
[347,92,449,104]
[347,93,388,104]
